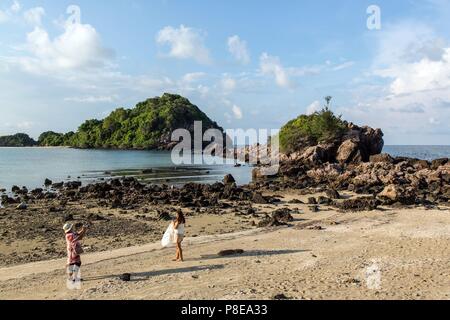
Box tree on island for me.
[279,96,347,154]
[0,133,37,147]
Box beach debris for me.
[44,179,52,186]
[218,249,244,257]
[307,225,324,231]
[119,273,131,282]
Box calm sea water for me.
[0,146,448,192]
[383,145,450,161]
[0,148,252,191]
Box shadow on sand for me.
[196,249,310,261]
[83,249,308,283]
[83,264,224,282]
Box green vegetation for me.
[279,97,348,153]
[68,93,222,149]
[38,131,75,146]
[0,133,37,147]
[1,94,222,149]
[39,93,222,149]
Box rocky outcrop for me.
[271,123,384,172]
[276,156,449,206]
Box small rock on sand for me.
[218,249,244,257]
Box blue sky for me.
[1,0,450,145]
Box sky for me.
[0,0,449,145]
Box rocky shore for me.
[251,123,449,210]
[0,123,449,267]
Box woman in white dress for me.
[173,209,186,262]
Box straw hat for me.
[63,223,73,234]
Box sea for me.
[0,145,449,192]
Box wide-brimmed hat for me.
[63,223,73,234]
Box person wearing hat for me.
[63,222,88,282]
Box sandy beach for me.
[0,190,448,300]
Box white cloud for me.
[0,1,21,23]
[332,61,355,71]
[3,120,34,130]
[221,76,236,92]
[227,35,250,64]
[0,10,8,23]
[11,1,21,13]
[232,104,243,119]
[375,48,450,95]
[7,22,114,75]
[24,7,45,26]
[260,53,291,88]
[156,25,211,64]
[342,21,450,143]
[64,95,118,103]
[182,72,206,83]
[306,101,322,115]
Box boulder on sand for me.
[272,208,294,223]
[218,249,244,256]
[16,202,28,210]
[325,189,340,200]
[252,192,268,204]
[377,184,416,205]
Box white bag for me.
[161,222,175,248]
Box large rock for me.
[292,143,337,165]
[336,140,361,164]
[370,153,394,164]
[252,166,280,180]
[377,185,399,201]
[431,158,448,170]
[337,124,384,164]
[377,184,416,205]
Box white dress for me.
[175,223,185,237]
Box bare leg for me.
[178,242,184,262]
